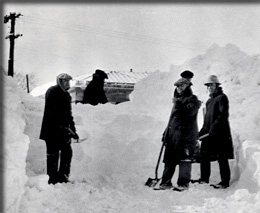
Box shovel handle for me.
[154,109,174,179]
[199,133,209,140]
[155,141,166,179]
[65,127,76,136]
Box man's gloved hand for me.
[63,127,79,139]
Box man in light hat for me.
[158,78,201,191]
[40,73,79,184]
[194,75,234,189]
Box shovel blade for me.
[145,177,160,187]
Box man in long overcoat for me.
[40,73,79,184]
[198,75,234,189]
[159,78,201,191]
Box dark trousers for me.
[200,152,230,184]
[161,161,191,187]
[46,139,73,178]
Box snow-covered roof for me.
[107,71,149,84]
[30,71,150,97]
[75,70,150,85]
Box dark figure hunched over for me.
[83,69,108,105]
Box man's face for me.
[61,79,70,91]
[207,83,217,94]
[176,84,188,94]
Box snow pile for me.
[3,43,260,212]
[2,72,30,213]
[179,43,260,142]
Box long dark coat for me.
[199,87,234,160]
[163,87,201,164]
[40,85,76,141]
[83,74,108,105]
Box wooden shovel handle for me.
[199,133,209,140]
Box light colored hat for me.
[57,73,72,81]
[204,75,221,86]
[174,78,190,86]
[56,73,72,91]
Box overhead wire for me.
[21,15,208,52]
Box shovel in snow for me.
[145,113,173,187]
[145,140,166,187]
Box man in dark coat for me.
[40,73,79,184]
[197,75,234,189]
[83,69,108,105]
[159,78,201,191]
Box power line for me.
[16,46,75,61]
[21,15,208,51]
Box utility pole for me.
[26,74,30,93]
[4,12,22,77]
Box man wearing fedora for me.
[195,75,234,189]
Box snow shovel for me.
[145,111,174,187]
[72,138,87,143]
[145,140,166,187]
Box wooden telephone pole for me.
[4,12,22,77]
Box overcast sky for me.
[2,3,260,84]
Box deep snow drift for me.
[2,43,260,213]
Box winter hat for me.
[174,78,190,86]
[95,69,108,79]
[204,75,221,86]
[57,73,73,81]
[180,70,194,79]
[56,73,72,91]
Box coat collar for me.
[210,86,223,98]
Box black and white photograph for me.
[1,2,260,212]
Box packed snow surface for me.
[2,44,260,213]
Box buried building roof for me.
[30,70,150,98]
[74,70,150,86]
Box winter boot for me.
[190,178,209,184]
[172,185,188,192]
[58,173,70,183]
[210,182,229,189]
[48,174,59,185]
[158,182,173,190]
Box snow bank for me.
[3,43,260,212]
[2,72,30,213]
